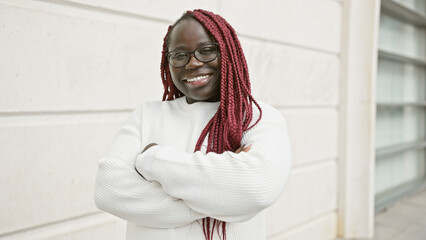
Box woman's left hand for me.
[234,144,251,153]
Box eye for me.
[199,46,216,55]
[170,52,187,60]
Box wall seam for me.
[0,0,171,24]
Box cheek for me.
[214,57,221,71]
[214,60,221,75]
[169,65,176,78]
[168,66,185,92]
[169,66,181,84]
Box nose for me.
[185,54,203,70]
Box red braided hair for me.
[160,9,262,240]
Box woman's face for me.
[167,18,221,104]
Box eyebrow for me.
[169,41,216,52]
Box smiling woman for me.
[94,9,292,240]
[166,19,221,104]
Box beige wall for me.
[0,0,377,239]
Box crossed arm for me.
[95,105,291,227]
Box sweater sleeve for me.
[135,106,292,222]
[94,106,205,228]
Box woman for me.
[95,9,291,240]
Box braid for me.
[161,26,183,100]
[160,9,262,240]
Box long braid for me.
[160,9,262,240]
[161,26,183,100]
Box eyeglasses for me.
[166,43,219,68]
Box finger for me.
[243,144,252,152]
[235,144,246,153]
[235,147,243,153]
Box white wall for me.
[0,0,375,239]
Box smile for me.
[183,74,212,87]
[185,75,211,82]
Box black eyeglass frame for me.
[166,43,219,68]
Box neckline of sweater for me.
[174,96,220,112]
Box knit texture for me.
[94,97,292,240]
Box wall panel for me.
[0,115,127,234]
[266,160,338,236]
[0,2,165,112]
[221,0,342,53]
[241,39,340,107]
[279,108,339,166]
[268,212,337,240]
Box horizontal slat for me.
[378,49,426,67]
[377,102,426,107]
[376,140,426,158]
[0,110,130,127]
[381,0,426,27]
[266,160,337,236]
[0,118,126,234]
[375,180,426,212]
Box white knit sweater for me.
[94,97,292,240]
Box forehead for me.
[168,19,212,50]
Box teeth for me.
[186,75,209,82]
